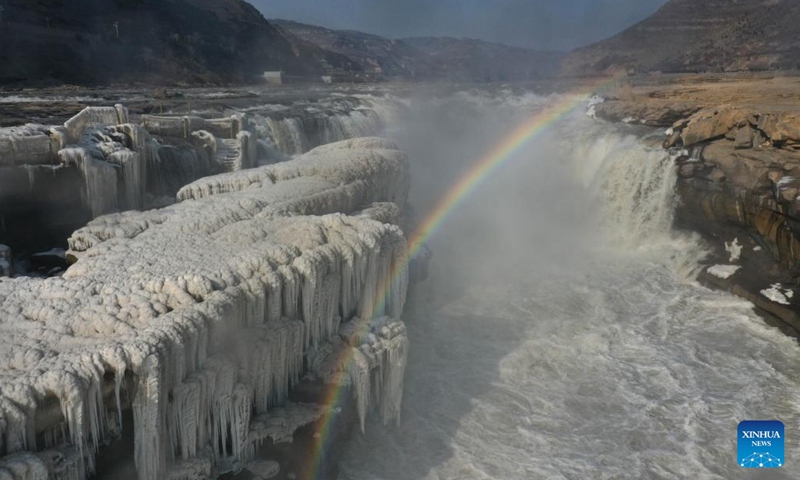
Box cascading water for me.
[339,91,800,479]
[245,95,405,158]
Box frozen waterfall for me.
[0,138,411,480]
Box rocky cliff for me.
[0,0,336,86]
[563,0,800,76]
[272,20,424,78]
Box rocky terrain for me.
[273,20,563,82]
[272,20,424,79]
[592,74,800,333]
[0,0,344,86]
[563,0,800,76]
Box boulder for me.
[701,142,800,191]
[664,130,683,149]
[734,125,754,150]
[680,108,750,147]
[758,113,800,146]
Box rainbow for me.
[303,90,599,479]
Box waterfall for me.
[59,147,119,218]
[339,90,800,480]
[562,115,708,277]
[265,117,308,156]
[147,145,218,199]
[572,130,679,248]
[247,96,404,158]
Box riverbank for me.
[593,73,800,336]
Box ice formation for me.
[586,95,605,119]
[707,264,740,279]
[760,283,794,305]
[0,138,411,479]
[0,106,261,233]
[307,316,408,432]
[725,238,742,262]
[246,96,400,157]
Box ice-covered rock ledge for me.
[0,138,411,479]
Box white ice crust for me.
[725,238,742,262]
[0,137,411,479]
[760,283,793,305]
[707,265,741,280]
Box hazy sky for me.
[252,0,669,52]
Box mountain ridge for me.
[562,0,800,76]
[0,0,336,86]
[272,19,564,82]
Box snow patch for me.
[777,176,795,188]
[760,283,793,305]
[586,95,605,119]
[707,265,741,279]
[725,238,742,262]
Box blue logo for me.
[738,420,784,468]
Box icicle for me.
[350,348,371,432]
[0,137,412,480]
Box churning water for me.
[339,91,800,479]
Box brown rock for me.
[680,108,749,148]
[701,142,800,191]
[593,101,701,128]
[707,168,726,183]
[664,131,683,149]
[758,113,800,145]
[734,125,754,150]
[678,163,697,179]
[754,129,768,147]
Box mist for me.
[338,89,800,480]
[386,90,595,299]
